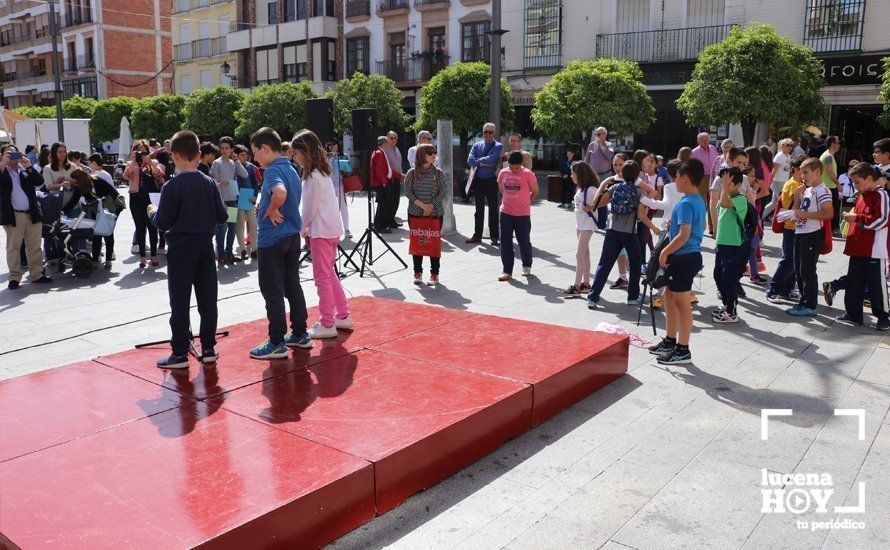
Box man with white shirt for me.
[0,144,53,289]
[407,130,433,168]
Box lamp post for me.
[221,61,236,87]
[48,0,64,141]
[488,0,507,134]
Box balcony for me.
[172,0,225,13]
[230,20,251,32]
[803,0,865,53]
[376,0,409,17]
[346,0,371,21]
[63,13,93,28]
[174,43,192,62]
[414,0,448,10]
[376,53,448,85]
[174,37,227,62]
[0,26,53,49]
[595,24,735,64]
[63,55,95,74]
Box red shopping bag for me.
[820,219,832,254]
[408,217,442,257]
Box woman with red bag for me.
[405,143,446,286]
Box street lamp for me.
[220,61,237,87]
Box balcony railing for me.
[63,55,95,74]
[377,0,409,14]
[192,36,227,58]
[172,0,223,13]
[0,26,53,48]
[414,0,448,7]
[63,13,93,28]
[595,24,735,64]
[230,20,251,32]
[174,43,192,62]
[346,0,371,18]
[803,0,865,53]
[376,53,449,84]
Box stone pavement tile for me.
[857,345,890,388]
[609,457,765,550]
[741,380,890,550]
[822,423,890,549]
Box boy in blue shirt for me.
[649,158,706,365]
[148,131,228,369]
[249,127,312,359]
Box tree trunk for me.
[741,119,757,147]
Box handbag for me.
[771,205,785,234]
[408,216,442,258]
[93,199,118,237]
[103,194,126,215]
[342,174,363,194]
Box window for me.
[804,0,866,53]
[267,1,278,25]
[312,0,332,16]
[179,22,190,44]
[84,37,94,66]
[284,0,295,21]
[616,0,649,33]
[428,27,446,53]
[686,0,725,26]
[524,0,561,69]
[180,74,192,93]
[461,21,490,63]
[346,36,369,76]
[283,43,307,82]
[255,47,279,85]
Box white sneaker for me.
[344,229,353,239]
[130,244,139,254]
[522,266,531,277]
[334,315,354,330]
[308,322,338,339]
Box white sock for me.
[620,271,627,279]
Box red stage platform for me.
[0,296,627,548]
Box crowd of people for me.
[2,120,888,370]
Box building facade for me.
[498,0,889,163]
[0,0,172,108]
[172,0,238,93]
[343,0,492,119]
[226,0,342,94]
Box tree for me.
[183,86,246,140]
[677,23,826,146]
[62,95,98,119]
[531,59,654,146]
[235,82,316,140]
[131,94,187,140]
[326,72,411,136]
[91,96,138,143]
[14,106,56,119]
[415,62,514,163]
[878,57,890,129]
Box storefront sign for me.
[512,90,537,106]
[819,55,884,86]
[640,63,695,86]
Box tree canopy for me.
[327,72,411,136]
[531,59,654,144]
[879,57,890,129]
[90,96,138,143]
[131,94,187,141]
[14,106,56,119]
[676,23,826,146]
[62,95,98,119]
[235,82,316,140]
[415,62,513,139]
[183,86,246,139]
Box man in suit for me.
[1,144,53,289]
[371,136,401,233]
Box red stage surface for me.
[0,296,627,548]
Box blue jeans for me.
[768,229,796,297]
[588,229,642,302]
[499,213,532,275]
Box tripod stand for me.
[636,279,658,336]
[346,185,407,277]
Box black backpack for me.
[734,201,758,243]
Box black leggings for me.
[130,193,157,258]
[92,235,114,262]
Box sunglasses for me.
[483,130,495,135]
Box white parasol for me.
[117,116,132,158]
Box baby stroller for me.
[46,198,100,278]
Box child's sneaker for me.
[334,315,355,330]
[713,310,739,323]
[648,338,675,355]
[749,274,768,285]
[787,306,817,317]
[876,319,890,332]
[250,339,289,359]
[609,277,629,289]
[156,354,189,369]
[201,348,219,363]
[413,273,423,285]
[835,313,862,326]
[284,331,313,348]
[427,275,439,287]
[587,298,599,309]
[758,262,767,272]
[626,296,643,305]
[522,266,532,277]
[563,284,580,296]
[308,322,338,339]
[822,282,835,307]
[657,346,692,365]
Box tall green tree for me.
[531,59,654,146]
[91,96,138,142]
[677,23,826,146]
[131,94,187,140]
[878,57,890,129]
[14,106,56,119]
[183,86,246,140]
[415,62,513,163]
[235,82,316,140]
[326,72,411,136]
[62,95,98,119]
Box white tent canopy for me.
[117,116,132,158]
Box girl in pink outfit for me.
[291,130,352,339]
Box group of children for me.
[149,128,352,369]
[563,138,890,367]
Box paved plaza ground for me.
[1,189,888,549]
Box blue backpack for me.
[609,179,639,216]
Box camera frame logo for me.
[759,409,866,532]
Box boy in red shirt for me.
[837,162,889,331]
